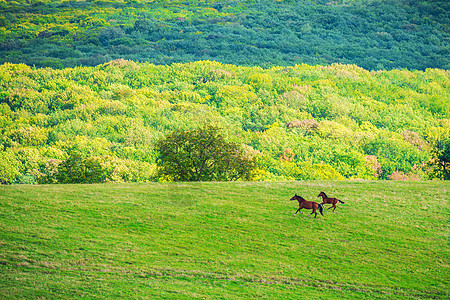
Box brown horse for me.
[317,191,345,212]
[290,194,324,218]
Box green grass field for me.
[0,181,448,299]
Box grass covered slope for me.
[1,181,448,299]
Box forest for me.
[0,0,449,71]
[0,0,449,183]
[0,60,449,183]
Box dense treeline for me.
[0,0,448,71]
[0,60,448,183]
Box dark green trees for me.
[1,0,448,71]
[156,126,257,181]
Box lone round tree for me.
[156,126,257,181]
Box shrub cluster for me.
[0,60,448,183]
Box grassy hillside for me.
[0,181,448,298]
[1,0,448,70]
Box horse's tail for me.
[318,204,324,216]
[338,199,345,204]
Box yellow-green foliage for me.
[0,60,449,183]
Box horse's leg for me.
[318,204,324,216]
[309,206,317,217]
[295,208,303,215]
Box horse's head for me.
[318,191,326,197]
[290,194,305,201]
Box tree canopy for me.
[156,126,257,181]
[0,60,448,183]
[0,0,448,71]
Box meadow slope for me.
[0,181,448,299]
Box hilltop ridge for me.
[0,0,448,70]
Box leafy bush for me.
[0,150,21,184]
[56,152,108,184]
[427,133,450,180]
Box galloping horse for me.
[290,194,324,218]
[317,191,345,212]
